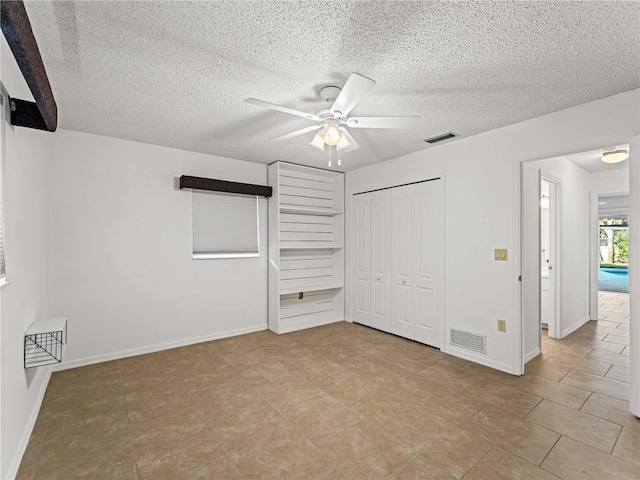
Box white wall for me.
[628,136,639,417]
[0,37,54,478]
[48,129,268,366]
[591,168,629,193]
[345,88,640,375]
[522,157,591,361]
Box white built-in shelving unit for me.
[268,162,344,334]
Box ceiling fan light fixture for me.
[601,148,629,164]
[336,133,350,151]
[324,125,340,146]
[309,132,325,150]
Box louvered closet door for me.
[413,180,444,348]
[353,193,372,325]
[369,189,391,331]
[390,185,415,339]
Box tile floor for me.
[16,291,639,479]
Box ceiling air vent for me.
[424,132,458,144]
[450,328,487,354]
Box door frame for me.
[541,173,562,340]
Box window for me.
[192,191,259,259]
[0,92,6,281]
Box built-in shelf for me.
[279,206,342,216]
[269,161,345,334]
[280,283,344,296]
[24,317,67,368]
[280,245,343,251]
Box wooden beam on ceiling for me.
[1,0,58,132]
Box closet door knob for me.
[377,277,381,281]
[402,280,406,285]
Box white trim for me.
[561,315,591,338]
[192,252,260,260]
[274,317,344,335]
[442,345,515,375]
[52,324,267,371]
[6,369,52,480]
[524,346,541,364]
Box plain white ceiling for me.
[565,145,630,173]
[25,1,640,172]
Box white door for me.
[353,193,371,325]
[413,180,444,348]
[391,185,416,339]
[370,189,391,331]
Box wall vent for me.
[450,328,487,354]
[424,132,458,144]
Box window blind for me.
[0,93,6,278]
[192,190,259,259]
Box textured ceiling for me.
[24,1,640,171]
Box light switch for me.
[498,319,507,332]
[494,249,508,261]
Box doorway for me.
[540,177,559,340]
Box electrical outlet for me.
[498,319,507,332]
[494,249,508,261]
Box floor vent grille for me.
[450,328,487,354]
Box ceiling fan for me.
[245,73,420,155]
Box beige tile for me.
[369,363,432,395]
[462,381,541,417]
[500,373,591,409]
[315,421,414,479]
[541,436,639,480]
[391,457,455,479]
[606,365,630,383]
[597,320,622,329]
[463,405,559,465]
[354,388,426,433]
[230,428,333,480]
[524,361,570,381]
[316,369,383,407]
[34,447,137,480]
[462,446,558,480]
[393,411,492,479]
[587,349,630,367]
[525,399,621,453]
[280,392,362,441]
[136,440,241,480]
[256,373,324,409]
[233,359,294,384]
[129,408,218,462]
[545,353,612,376]
[580,393,640,431]
[422,391,486,425]
[561,370,629,401]
[418,363,484,392]
[613,427,640,466]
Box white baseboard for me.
[6,368,52,480]
[524,346,541,364]
[561,315,591,339]
[442,345,515,375]
[52,324,268,371]
[275,317,344,334]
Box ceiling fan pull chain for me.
[328,144,332,167]
[338,146,341,166]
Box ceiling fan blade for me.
[346,116,420,129]
[245,98,318,121]
[271,125,320,142]
[330,73,376,117]
[339,128,360,152]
